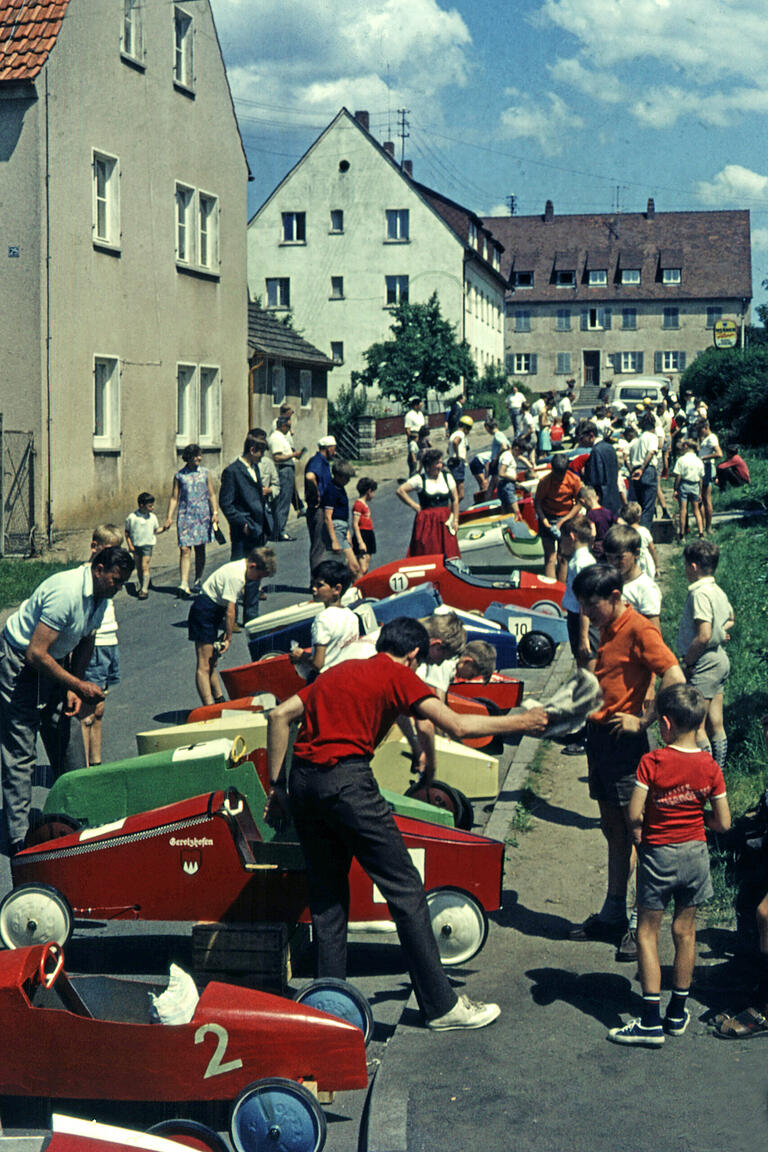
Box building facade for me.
[248,109,506,401]
[0,0,249,540]
[484,201,752,395]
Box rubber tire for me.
[426,887,489,967]
[294,977,374,1045]
[0,882,74,949]
[517,630,556,668]
[230,1077,327,1152]
[405,778,462,825]
[148,1120,229,1152]
[530,599,565,618]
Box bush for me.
[328,382,368,442]
[679,346,768,445]
[466,372,534,429]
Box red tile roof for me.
[0,0,71,83]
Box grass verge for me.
[505,744,548,848]
[0,559,68,611]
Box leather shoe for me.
[569,912,627,942]
[616,928,638,962]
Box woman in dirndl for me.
[396,448,460,559]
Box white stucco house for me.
[0,0,249,543]
[247,108,506,402]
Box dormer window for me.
[588,269,607,287]
[513,271,533,288]
[621,268,641,285]
[468,221,477,248]
[662,267,681,285]
[555,270,575,287]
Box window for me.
[581,307,612,331]
[655,351,687,372]
[556,352,572,374]
[299,369,312,408]
[621,268,641,285]
[122,0,143,63]
[663,307,679,329]
[588,269,607,287]
[556,309,571,332]
[175,183,194,263]
[386,275,409,306]
[330,276,344,299]
[493,248,501,272]
[281,212,306,244]
[386,209,409,241]
[468,221,477,247]
[173,7,194,90]
[92,151,120,248]
[266,278,290,309]
[199,366,221,447]
[513,271,533,288]
[514,310,531,333]
[621,307,637,330]
[706,306,723,329]
[176,363,196,445]
[513,353,537,375]
[271,364,286,406]
[662,267,681,284]
[93,356,120,451]
[555,270,575,287]
[620,351,643,373]
[331,342,344,364]
[175,362,221,445]
[198,193,218,270]
[330,209,344,233]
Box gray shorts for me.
[637,840,713,910]
[688,647,730,699]
[676,482,700,503]
[133,544,154,558]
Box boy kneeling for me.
[608,683,730,1047]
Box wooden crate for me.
[192,921,310,990]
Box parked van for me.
[606,376,671,409]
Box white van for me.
[606,376,671,409]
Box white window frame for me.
[266,277,290,309]
[281,212,306,244]
[93,355,121,452]
[468,221,477,247]
[385,275,409,307]
[513,353,533,374]
[385,209,409,242]
[330,276,344,300]
[198,191,219,271]
[514,271,534,288]
[588,269,607,287]
[198,365,221,448]
[706,306,723,329]
[662,267,681,285]
[299,369,312,409]
[92,150,120,250]
[620,351,641,373]
[331,342,344,364]
[587,308,603,330]
[176,363,197,447]
[122,0,144,65]
[175,182,194,264]
[329,209,344,234]
[173,6,194,91]
[661,351,682,371]
[621,268,640,285]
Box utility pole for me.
[397,108,410,166]
[506,194,517,216]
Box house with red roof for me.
[0,0,249,540]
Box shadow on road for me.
[495,889,572,940]
[525,967,636,1028]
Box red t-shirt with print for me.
[635,745,726,844]
[293,652,435,766]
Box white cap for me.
[318,435,336,447]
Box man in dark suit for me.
[580,420,622,515]
[219,434,269,558]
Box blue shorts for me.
[188,594,226,645]
[85,644,120,690]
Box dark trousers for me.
[307,506,326,573]
[289,757,457,1021]
[628,466,657,529]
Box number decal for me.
[508,618,530,638]
[194,1023,244,1079]
[389,572,409,592]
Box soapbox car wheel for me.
[530,599,565,618]
[406,779,473,831]
[230,1077,327,1152]
[426,887,488,967]
[0,882,73,950]
[517,630,556,669]
[148,1119,229,1152]
[294,977,374,1044]
[24,813,82,848]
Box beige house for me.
[0,0,249,542]
[248,108,506,402]
[485,200,752,395]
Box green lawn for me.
[0,559,68,610]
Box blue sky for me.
[212,0,768,315]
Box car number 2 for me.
[194,1023,244,1079]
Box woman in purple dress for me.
[164,443,219,598]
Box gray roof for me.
[247,305,334,367]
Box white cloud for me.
[696,165,768,205]
[499,91,584,155]
[548,57,626,104]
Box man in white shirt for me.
[506,384,525,438]
[404,396,426,439]
[268,413,304,542]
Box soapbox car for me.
[459,522,546,573]
[42,1116,231,1152]
[4,788,503,968]
[355,556,564,616]
[0,944,367,1152]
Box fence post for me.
[0,412,4,558]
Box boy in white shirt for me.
[602,524,661,628]
[290,560,360,679]
[619,501,659,578]
[125,492,165,600]
[673,439,705,540]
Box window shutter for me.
[654,352,662,373]
[580,310,589,331]
[530,354,538,375]
[602,307,612,330]
[637,351,644,373]
[679,351,686,370]
[608,353,618,372]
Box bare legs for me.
[636,904,696,996]
[599,801,636,904]
[179,544,207,593]
[195,642,222,705]
[80,699,106,767]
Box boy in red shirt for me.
[608,683,730,1046]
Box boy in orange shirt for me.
[533,452,583,580]
[569,563,685,961]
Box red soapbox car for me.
[0,943,367,1152]
[355,555,564,616]
[5,788,504,968]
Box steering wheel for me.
[39,941,64,989]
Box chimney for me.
[646,197,655,219]
[403,159,413,177]
[383,141,395,157]
[544,199,554,222]
[354,110,369,131]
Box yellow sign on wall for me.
[713,319,738,348]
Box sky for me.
[211,0,768,315]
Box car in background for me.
[605,376,671,409]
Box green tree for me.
[679,344,768,444]
[351,292,476,405]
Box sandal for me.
[714,1006,768,1039]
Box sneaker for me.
[426,993,501,1031]
[569,912,627,943]
[561,742,586,756]
[663,1011,690,1036]
[607,1018,664,1047]
[616,928,638,963]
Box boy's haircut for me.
[247,546,277,576]
[462,639,496,681]
[579,485,597,501]
[91,545,134,575]
[683,539,719,573]
[418,610,466,657]
[331,459,355,483]
[563,515,595,545]
[181,443,201,463]
[577,420,597,439]
[92,523,123,548]
[572,563,623,602]
[621,501,641,525]
[356,477,377,496]
[656,682,707,733]
[243,433,266,455]
[376,617,430,660]
[603,523,641,556]
[680,438,697,453]
[137,492,155,507]
[311,558,353,593]
[420,448,443,472]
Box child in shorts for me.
[352,477,377,577]
[323,460,360,577]
[673,439,705,540]
[608,683,730,1046]
[125,491,165,599]
[80,524,123,767]
[290,560,360,679]
[577,485,616,559]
